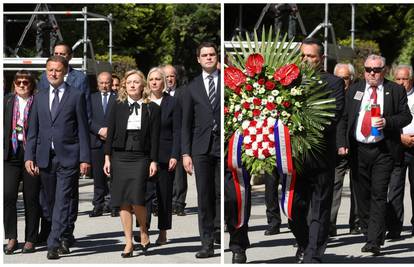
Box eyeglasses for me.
[364,67,384,73]
[14,80,30,86]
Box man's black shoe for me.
[385,231,401,240]
[172,206,177,215]
[350,226,361,235]
[57,240,70,255]
[295,247,305,263]
[195,247,214,258]
[111,209,120,217]
[47,248,60,260]
[89,208,103,217]
[176,207,186,216]
[264,225,280,236]
[232,251,247,263]
[361,243,380,256]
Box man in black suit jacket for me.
[289,38,345,263]
[337,55,412,256]
[88,72,116,217]
[182,42,221,258]
[24,55,90,260]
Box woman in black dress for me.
[146,67,181,245]
[4,70,40,254]
[104,69,161,257]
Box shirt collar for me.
[49,83,66,93]
[407,87,414,96]
[127,96,143,105]
[202,70,218,80]
[364,82,383,92]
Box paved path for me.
[4,175,221,264]
[224,173,414,263]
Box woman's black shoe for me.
[138,242,151,254]
[121,250,133,258]
[4,240,18,255]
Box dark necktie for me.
[166,87,172,95]
[207,75,216,108]
[50,88,60,120]
[103,92,108,114]
[361,86,378,137]
[129,102,140,115]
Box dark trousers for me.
[91,146,109,209]
[4,145,41,242]
[330,155,359,228]
[193,154,221,247]
[39,152,79,250]
[146,163,174,230]
[289,167,334,263]
[172,159,188,209]
[386,151,414,233]
[263,172,281,228]
[354,142,393,247]
[228,224,250,253]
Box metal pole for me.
[4,11,84,15]
[351,4,355,49]
[108,13,113,64]
[324,4,329,71]
[82,6,88,73]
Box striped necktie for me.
[207,75,216,108]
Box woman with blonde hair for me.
[104,69,160,257]
[146,67,181,245]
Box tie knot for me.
[207,75,214,81]
[53,88,59,95]
[103,92,108,96]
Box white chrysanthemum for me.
[290,88,298,96]
[268,117,276,125]
[258,151,266,160]
[267,96,275,102]
[276,96,283,104]
[269,134,275,142]
[256,120,263,128]
[263,127,269,135]
[269,147,276,154]
[270,110,278,117]
[238,116,243,121]
[256,134,263,142]
[267,75,273,80]
[262,99,268,105]
[281,111,288,117]
[244,135,252,143]
[232,118,237,123]
[253,82,259,88]
[262,141,269,149]
[234,105,241,111]
[271,90,279,96]
[252,142,258,150]
[248,127,257,135]
[242,120,250,129]
[259,88,266,94]
[245,149,254,156]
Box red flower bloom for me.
[245,143,252,149]
[249,120,257,127]
[263,135,270,142]
[253,149,259,158]
[269,142,275,148]
[224,66,246,90]
[251,135,256,141]
[273,63,300,86]
[269,127,274,134]
[263,148,270,157]
[234,111,241,118]
[263,119,268,127]
[253,109,261,117]
[266,102,276,111]
[243,102,250,109]
[256,127,262,134]
[257,142,263,149]
[245,84,253,91]
[224,106,229,115]
[243,129,249,137]
[253,98,261,106]
[234,87,241,95]
[265,81,275,90]
[258,78,265,85]
[245,53,264,77]
[282,101,291,108]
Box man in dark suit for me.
[24,55,90,260]
[163,64,188,216]
[88,72,117,217]
[337,55,412,256]
[289,38,345,263]
[182,42,221,258]
[36,41,91,246]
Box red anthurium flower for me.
[224,66,246,90]
[242,102,250,109]
[245,143,252,149]
[253,98,261,106]
[253,109,261,117]
[234,111,241,118]
[258,78,265,85]
[257,142,263,149]
[243,129,249,137]
[265,81,275,90]
[273,63,300,86]
[256,127,262,134]
[234,87,241,95]
[245,53,265,77]
[282,101,291,108]
[253,149,259,158]
[249,120,257,127]
[266,102,276,111]
[269,142,275,148]
[245,84,253,91]
[251,135,256,141]
[263,135,270,142]
[263,148,270,157]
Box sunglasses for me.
[364,67,384,73]
[14,80,30,86]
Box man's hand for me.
[373,118,386,130]
[183,155,193,175]
[149,162,158,177]
[401,134,414,147]
[98,127,108,140]
[103,156,111,176]
[25,160,39,176]
[80,163,90,177]
[338,147,349,156]
[168,158,178,172]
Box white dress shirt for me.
[16,95,29,141]
[152,97,163,106]
[127,96,143,130]
[402,88,414,134]
[202,70,219,97]
[355,83,385,143]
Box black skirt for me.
[111,150,150,207]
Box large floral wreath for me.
[225,29,336,176]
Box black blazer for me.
[336,79,412,164]
[4,94,34,161]
[181,72,221,157]
[89,91,116,149]
[301,72,345,171]
[105,100,161,163]
[158,94,181,163]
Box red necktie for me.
[360,86,377,137]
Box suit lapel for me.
[197,75,211,108]
[215,72,221,112]
[52,84,71,123]
[383,82,392,116]
[350,83,365,128]
[141,103,149,135]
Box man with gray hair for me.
[337,55,412,255]
[329,63,361,237]
[386,64,414,239]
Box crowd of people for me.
[225,38,414,263]
[3,41,221,260]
